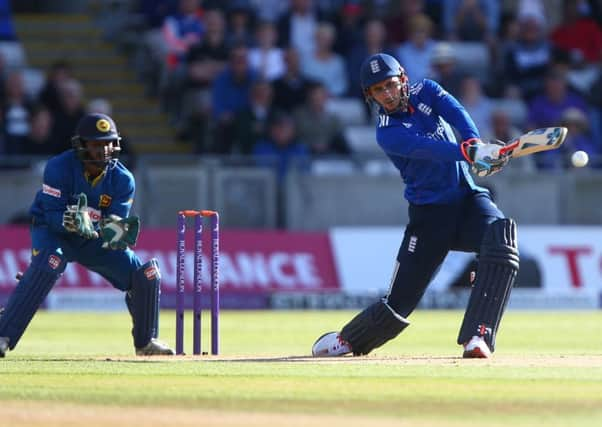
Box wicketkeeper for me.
[312,53,518,358]
[0,113,174,357]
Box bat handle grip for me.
[499,140,519,156]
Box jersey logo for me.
[437,87,448,97]
[408,236,418,253]
[32,249,40,257]
[99,194,112,208]
[42,184,61,198]
[370,59,380,73]
[378,114,390,127]
[402,122,412,128]
[417,103,432,116]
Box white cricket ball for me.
[571,150,589,168]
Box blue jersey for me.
[30,150,135,233]
[376,79,486,204]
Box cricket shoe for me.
[312,332,352,357]
[136,338,175,356]
[0,336,9,358]
[462,335,492,359]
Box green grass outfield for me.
[1,310,601,427]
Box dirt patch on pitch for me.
[2,400,455,427]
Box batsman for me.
[312,53,518,358]
[0,113,174,357]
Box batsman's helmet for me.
[360,53,409,112]
[71,113,121,167]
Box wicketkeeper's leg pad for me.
[457,218,519,351]
[129,259,161,349]
[0,249,66,350]
[340,300,410,356]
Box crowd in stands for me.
[0,0,601,175]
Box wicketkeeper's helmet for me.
[71,113,121,167]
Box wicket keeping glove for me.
[100,214,140,250]
[461,138,510,177]
[62,193,99,239]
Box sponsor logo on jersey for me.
[417,103,432,116]
[48,255,61,270]
[402,122,412,128]
[144,265,158,280]
[88,207,102,222]
[99,194,112,208]
[42,184,61,198]
[32,249,40,256]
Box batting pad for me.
[0,251,65,349]
[129,259,161,348]
[341,300,410,355]
[457,219,519,351]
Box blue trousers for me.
[386,191,504,317]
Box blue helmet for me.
[71,113,121,168]
[360,53,405,92]
[360,53,409,112]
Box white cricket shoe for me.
[463,335,492,359]
[312,332,352,357]
[0,336,9,358]
[136,338,175,356]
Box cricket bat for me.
[499,127,568,158]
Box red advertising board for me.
[0,226,341,309]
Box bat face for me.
[500,127,568,158]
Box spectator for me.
[347,18,392,98]
[253,111,310,183]
[1,70,34,154]
[50,78,86,153]
[161,0,205,69]
[333,2,365,58]
[293,82,350,155]
[503,12,552,101]
[272,47,313,112]
[301,21,348,97]
[459,75,493,138]
[225,2,256,47]
[429,42,464,97]
[232,79,276,155]
[248,21,285,81]
[384,0,425,45]
[139,0,179,29]
[38,60,73,113]
[168,8,228,139]
[249,0,289,23]
[20,107,57,156]
[443,0,499,42]
[210,44,257,153]
[277,0,321,59]
[397,14,437,84]
[0,0,17,41]
[526,69,588,130]
[550,0,602,64]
